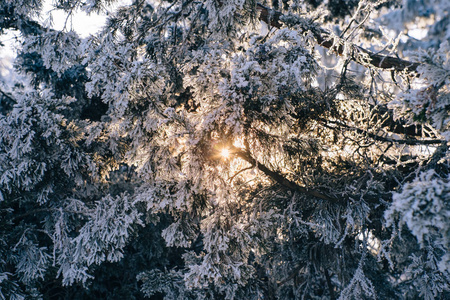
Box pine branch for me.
[256,3,420,73]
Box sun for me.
[220,148,230,158]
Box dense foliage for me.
[0,0,449,299]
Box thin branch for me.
[320,119,446,145]
[256,3,420,73]
[229,166,254,183]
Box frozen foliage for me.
[0,0,449,299]
[385,170,450,272]
[338,264,377,300]
[21,31,81,76]
[405,247,450,300]
[389,41,450,136]
[57,194,143,285]
[137,269,191,299]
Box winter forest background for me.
[0,0,449,299]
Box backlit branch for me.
[256,3,420,73]
[229,145,339,203]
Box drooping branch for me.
[256,3,420,73]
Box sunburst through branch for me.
[220,148,230,159]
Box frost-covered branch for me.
[320,118,446,145]
[256,3,420,73]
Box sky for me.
[0,0,131,83]
[41,0,131,37]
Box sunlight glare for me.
[221,148,230,158]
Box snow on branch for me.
[256,3,420,73]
